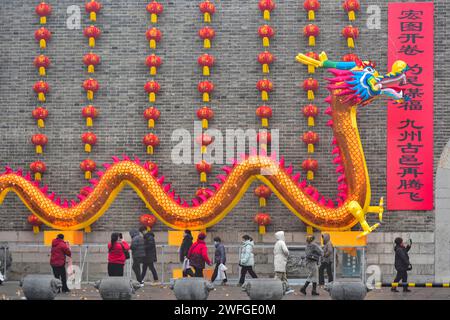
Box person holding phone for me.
[392,237,412,292]
[107,232,130,276]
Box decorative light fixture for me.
[83,25,101,48]
[303,0,320,21]
[139,214,157,231]
[81,132,97,153]
[302,78,318,101]
[83,53,101,73]
[35,2,52,25]
[196,160,212,183]
[254,213,271,234]
[256,105,273,128]
[27,215,43,234]
[198,54,215,76]
[145,54,162,75]
[196,106,214,129]
[305,52,319,74]
[33,81,50,102]
[258,51,275,74]
[82,105,99,127]
[254,185,272,207]
[302,158,318,180]
[302,131,319,153]
[85,0,102,22]
[258,25,275,47]
[199,26,215,49]
[143,133,160,154]
[196,134,214,154]
[31,134,48,154]
[33,55,51,76]
[80,159,97,179]
[146,1,164,24]
[342,25,359,48]
[30,161,47,181]
[302,104,319,127]
[343,0,360,21]
[143,107,161,128]
[32,107,49,128]
[146,27,162,49]
[82,78,100,100]
[144,80,161,103]
[303,24,319,47]
[199,0,216,23]
[258,0,275,21]
[256,79,273,101]
[198,81,214,102]
[34,27,51,49]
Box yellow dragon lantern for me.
[0,52,409,238]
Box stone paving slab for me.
[1,282,450,300]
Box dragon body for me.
[0,52,409,236]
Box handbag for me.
[407,264,412,271]
[120,243,130,260]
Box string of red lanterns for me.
[195,1,216,184]
[81,1,102,181]
[30,2,52,191]
[143,2,163,156]
[254,1,277,234]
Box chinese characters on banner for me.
[387,3,434,210]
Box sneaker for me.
[285,289,295,295]
[139,282,145,288]
[300,287,307,295]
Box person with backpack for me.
[319,233,334,287]
[130,228,146,285]
[211,237,227,285]
[238,235,258,286]
[187,232,212,277]
[50,234,72,293]
[300,235,323,296]
[273,231,294,295]
[107,232,130,276]
[142,229,160,285]
[392,237,412,292]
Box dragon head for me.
[296,52,410,106]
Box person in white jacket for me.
[273,231,294,295]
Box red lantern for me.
[303,24,320,47]
[32,107,49,128]
[33,81,50,102]
[83,53,101,73]
[199,27,215,49]
[35,27,51,49]
[302,131,319,153]
[139,214,157,231]
[146,27,162,49]
[303,78,318,101]
[254,185,272,207]
[143,107,161,128]
[81,132,97,153]
[143,133,160,155]
[256,105,273,128]
[257,79,273,101]
[196,134,214,154]
[80,159,97,180]
[83,25,101,48]
[85,0,102,22]
[31,134,48,154]
[82,105,99,127]
[145,54,162,75]
[198,54,215,76]
[196,106,214,129]
[196,160,212,183]
[302,104,319,127]
[147,1,164,24]
[258,51,275,74]
[257,131,272,151]
[254,213,271,234]
[258,25,275,47]
[302,158,318,180]
[198,81,214,102]
[342,53,360,63]
[36,2,52,24]
[82,78,99,100]
[33,55,51,76]
[343,0,360,21]
[199,0,216,23]
[30,161,47,181]
[303,0,320,20]
[342,25,359,49]
[28,214,43,234]
[305,52,319,74]
[258,0,276,21]
[144,81,161,103]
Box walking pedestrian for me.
[238,235,258,286]
[273,231,294,294]
[130,228,146,286]
[211,237,227,285]
[187,232,212,277]
[319,233,334,287]
[50,234,71,293]
[392,237,412,292]
[300,235,323,296]
[107,232,130,276]
[179,230,195,277]
[142,228,160,285]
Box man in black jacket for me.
[392,237,412,292]
[142,228,160,285]
[179,230,194,277]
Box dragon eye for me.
[364,67,374,73]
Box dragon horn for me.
[295,53,323,68]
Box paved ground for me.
[1,281,450,300]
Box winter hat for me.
[198,232,207,240]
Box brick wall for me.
[0,0,447,233]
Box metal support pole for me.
[161,245,165,284]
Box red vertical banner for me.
[387,3,434,210]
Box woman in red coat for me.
[187,233,212,277]
[107,233,130,276]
